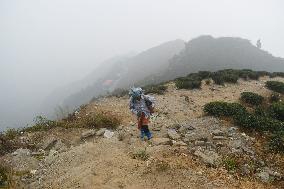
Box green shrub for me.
[175,77,201,89]
[270,92,281,103]
[22,116,62,132]
[4,128,19,140]
[211,72,224,85]
[272,72,284,78]
[224,157,237,172]
[238,69,260,80]
[233,112,284,131]
[0,165,8,187]
[269,132,284,153]
[254,106,268,117]
[132,148,149,161]
[198,71,211,79]
[204,101,246,117]
[266,81,284,94]
[144,84,167,95]
[240,92,264,106]
[223,73,239,83]
[268,102,284,121]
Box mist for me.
[1,0,284,130]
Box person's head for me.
[129,87,143,100]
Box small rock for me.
[212,130,225,136]
[41,137,57,150]
[81,129,96,139]
[212,136,227,140]
[30,170,37,175]
[172,140,187,146]
[194,150,220,167]
[151,138,171,145]
[104,130,114,138]
[12,148,31,156]
[96,128,106,136]
[179,125,195,133]
[152,126,161,131]
[240,164,250,176]
[167,129,181,140]
[194,141,206,146]
[256,171,270,183]
[52,140,68,152]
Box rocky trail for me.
[2,76,284,189]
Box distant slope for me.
[161,36,284,81]
[41,39,185,118]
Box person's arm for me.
[144,95,155,108]
[129,98,140,116]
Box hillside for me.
[143,36,284,84]
[1,74,284,188]
[40,39,185,118]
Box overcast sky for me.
[0,0,283,129]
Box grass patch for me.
[155,160,170,172]
[223,157,237,172]
[132,148,149,161]
[21,116,63,132]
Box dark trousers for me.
[140,125,152,140]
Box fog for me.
[0,0,284,130]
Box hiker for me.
[129,87,155,140]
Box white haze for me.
[0,0,284,130]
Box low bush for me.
[0,165,9,187]
[223,157,237,172]
[223,73,239,83]
[21,116,63,132]
[266,81,284,94]
[233,112,284,131]
[254,106,268,117]
[132,148,149,161]
[270,92,281,103]
[175,77,201,89]
[4,128,19,140]
[198,71,211,79]
[204,101,246,117]
[269,132,284,153]
[144,84,167,95]
[268,102,284,121]
[270,72,284,78]
[238,69,260,80]
[240,92,264,106]
[211,72,225,85]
